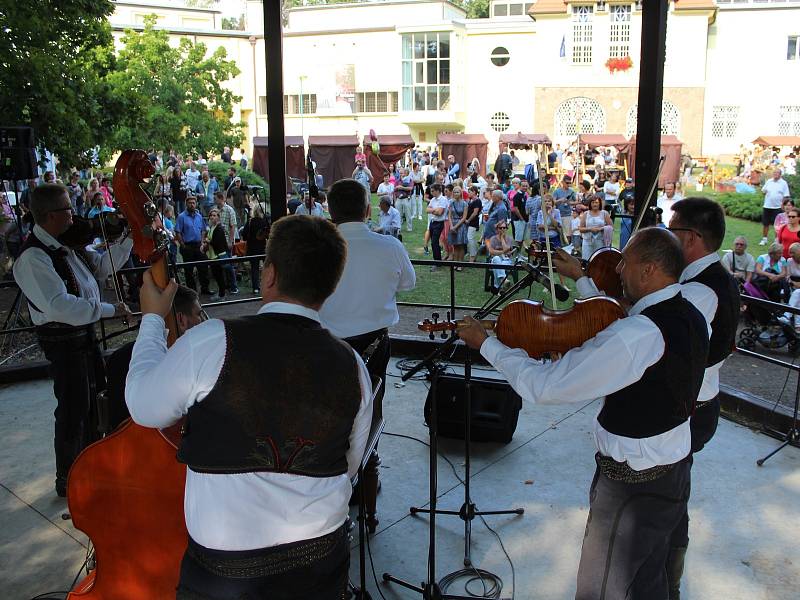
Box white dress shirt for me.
[576,256,718,402]
[125,302,374,551]
[320,221,416,339]
[13,225,133,326]
[481,284,697,470]
[378,206,401,232]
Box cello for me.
[66,149,187,599]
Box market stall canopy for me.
[498,133,552,148]
[252,136,306,188]
[437,133,488,176]
[625,135,683,189]
[307,135,360,189]
[752,136,800,148]
[363,134,415,191]
[579,134,629,152]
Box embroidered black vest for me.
[685,261,740,366]
[20,231,89,314]
[597,293,709,439]
[177,313,363,477]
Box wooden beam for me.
[263,0,287,220]
[634,0,669,220]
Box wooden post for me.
[633,0,669,217]
[263,0,287,220]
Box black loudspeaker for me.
[424,374,522,444]
[0,126,37,180]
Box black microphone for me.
[520,262,570,302]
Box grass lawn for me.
[367,191,765,314]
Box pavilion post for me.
[263,0,287,219]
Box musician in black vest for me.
[665,197,740,600]
[459,227,710,600]
[125,215,373,600]
[12,183,132,497]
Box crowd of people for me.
[303,142,687,293]
[1,146,267,304]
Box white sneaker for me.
[759,237,768,246]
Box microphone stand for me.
[382,268,534,599]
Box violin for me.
[66,150,186,599]
[58,213,128,249]
[526,244,623,301]
[419,296,626,360]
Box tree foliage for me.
[0,0,119,168]
[107,16,243,159]
[463,0,490,18]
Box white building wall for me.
[462,21,538,162]
[108,1,800,161]
[703,4,800,157]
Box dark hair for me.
[445,184,454,192]
[670,197,726,252]
[430,183,443,194]
[580,181,591,192]
[173,285,199,316]
[214,191,225,201]
[627,227,685,280]
[30,183,69,223]
[265,215,346,306]
[327,178,369,224]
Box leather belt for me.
[595,453,676,484]
[186,524,346,579]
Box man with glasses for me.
[721,236,755,284]
[554,197,740,600]
[663,197,740,599]
[13,183,132,497]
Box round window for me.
[490,112,511,133]
[491,47,510,67]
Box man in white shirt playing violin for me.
[458,227,710,600]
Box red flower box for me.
[605,56,633,73]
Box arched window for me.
[625,100,681,137]
[554,97,606,138]
[490,112,510,133]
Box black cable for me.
[382,431,515,599]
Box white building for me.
[108,0,800,161]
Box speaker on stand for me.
[0,126,38,182]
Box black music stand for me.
[383,267,535,598]
[757,369,800,466]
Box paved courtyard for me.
[1,360,799,599]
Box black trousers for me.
[429,220,445,261]
[668,396,721,549]
[36,325,106,485]
[176,525,349,600]
[181,242,210,293]
[576,457,691,600]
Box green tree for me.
[107,16,243,158]
[0,0,119,168]
[463,0,490,19]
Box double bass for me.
[67,150,187,599]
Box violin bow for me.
[535,155,559,308]
[97,211,129,327]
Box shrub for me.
[206,160,269,198]
[787,174,800,200]
[713,192,763,222]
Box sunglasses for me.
[496,226,508,230]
